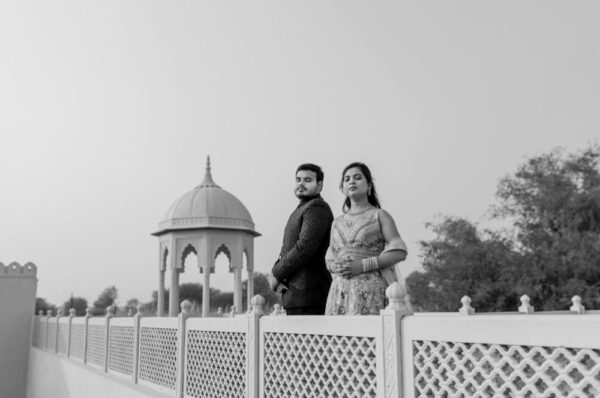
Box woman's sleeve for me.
[377,210,408,255]
[383,235,408,254]
[325,223,337,272]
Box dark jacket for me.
[272,195,334,310]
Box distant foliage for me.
[243,272,281,312]
[407,145,600,311]
[35,297,57,315]
[92,286,118,315]
[62,296,88,316]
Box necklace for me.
[346,205,374,216]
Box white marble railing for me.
[31,288,600,398]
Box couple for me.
[270,162,407,316]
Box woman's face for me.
[342,167,370,199]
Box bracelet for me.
[361,257,379,273]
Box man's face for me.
[295,170,322,199]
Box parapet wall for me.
[0,261,38,398]
[27,286,600,397]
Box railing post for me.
[380,282,412,398]
[175,300,192,398]
[104,305,114,373]
[247,295,264,398]
[67,308,76,357]
[132,304,144,384]
[45,311,52,350]
[83,307,93,364]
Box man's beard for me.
[295,190,318,200]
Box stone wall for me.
[0,262,37,398]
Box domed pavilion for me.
[152,157,260,316]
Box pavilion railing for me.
[30,287,600,398]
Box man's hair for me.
[296,163,324,182]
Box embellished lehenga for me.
[324,208,407,316]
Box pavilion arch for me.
[214,244,232,270]
[152,157,260,316]
[180,244,198,272]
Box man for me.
[271,163,334,315]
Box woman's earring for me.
[368,187,372,195]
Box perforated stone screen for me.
[184,330,247,398]
[138,326,178,391]
[70,323,85,360]
[57,322,69,355]
[87,324,106,367]
[47,320,57,351]
[413,340,600,398]
[263,332,378,398]
[31,317,42,348]
[108,325,135,376]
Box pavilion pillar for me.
[233,267,242,313]
[158,268,165,317]
[202,267,210,317]
[247,269,254,310]
[169,269,180,316]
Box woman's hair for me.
[340,162,381,212]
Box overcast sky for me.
[1,1,598,307]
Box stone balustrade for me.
[30,286,600,398]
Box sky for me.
[1,1,599,307]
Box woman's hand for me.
[336,257,363,278]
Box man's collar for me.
[298,194,322,206]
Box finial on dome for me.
[198,155,220,188]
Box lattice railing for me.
[86,321,106,368]
[264,332,378,398]
[69,320,85,360]
[259,314,391,398]
[46,318,57,352]
[57,319,69,355]
[30,289,598,398]
[31,316,42,348]
[402,312,600,398]
[108,321,135,377]
[138,321,178,391]
[413,340,600,397]
[184,318,249,398]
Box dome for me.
[153,157,260,237]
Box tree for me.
[120,298,140,316]
[407,145,600,311]
[494,146,600,309]
[406,217,519,312]
[35,298,57,315]
[242,272,281,313]
[61,295,88,316]
[92,286,118,315]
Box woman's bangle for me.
[361,257,379,273]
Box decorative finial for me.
[570,295,585,314]
[197,155,220,188]
[250,294,265,316]
[518,295,534,314]
[459,295,475,315]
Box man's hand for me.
[268,274,279,291]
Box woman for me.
[324,162,407,315]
